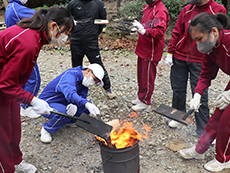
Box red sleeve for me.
[194,55,219,96]
[144,9,169,39]
[167,9,185,54]
[0,38,35,104]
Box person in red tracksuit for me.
[178,12,230,172]
[130,0,169,111]
[165,0,226,135]
[0,7,74,173]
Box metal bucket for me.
[99,142,140,173]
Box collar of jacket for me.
[9,0,23,5]
[148,0,161,7]
[194,0,213,8]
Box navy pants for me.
[70,43,111,90]
[42,102,89,134]
[170,58,209,136]
[21,63,40,109]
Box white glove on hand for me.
[215,90,230,110]
[130,27,138,35]
[66,103,78,116]
[165,53,173,67]
[30,97,51,115]
[132,20,146,35]
[189,93,201,111]
[85,102,100,117]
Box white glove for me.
[66,103,78,116]
[132,20,146,35]
[214,90,230,110]
[189,93,201,111]
[165,53,173,67]
[130,27,138,35]
[30,97,51,115]
[85,102,100,117]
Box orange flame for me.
[96,121,150,149]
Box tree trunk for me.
[2,0,8,10]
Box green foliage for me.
[118,0,145,22]
[26,0,69,8]
[162,0,188,30]
[119,0,225,32]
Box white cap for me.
[88,64,104,86]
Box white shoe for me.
[40,127,52,143]
[211,139,216,145]
[20,107,41,118]
[15,160,37,173]
[178,145,205,159]
[168,120,179,128]
[131,102,150,111]
[204,158,230,172]
[131,97,141,105]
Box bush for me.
[26,0,69,8]
[119,0,224,31]
[118,0,145,22]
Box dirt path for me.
[20,48,229,173]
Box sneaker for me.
[40,127,52,143]
[15,160,37,173]
[20,107,41,118]
[204,158,230,172]
[211,139,216,145]
[168,120,179,128]
[131,102,150,111]
[131,97,141,105]
[178,145,205,159]
[106,88,116,99]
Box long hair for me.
[17,6,75,33]
[189,12,230,33]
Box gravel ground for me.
[19,46,230,173]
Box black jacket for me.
[67,0,106,46]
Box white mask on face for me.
[82,76,95,88]
[20,0,28,5]
[50,25,68,46]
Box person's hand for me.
[215,90,230,110]
[132,20,146,35]
[165,53,173,67]
[130,27,138,35]
[30,97,51,114]
[85,102,100,117]
[189,93,201,111]
[66,103,77,116]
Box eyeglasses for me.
[56,24,70,37]
[91,70,100,83]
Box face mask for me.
[82,76,95,88]
[20,0,28,5]
[145,0,155,5]
[197,32,217,54]
[50,25,68,46]
[188,0,201,5]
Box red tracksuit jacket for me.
[0,25,48,104]
[195,29,230,95]
[168,0,226,63]
[135,0,169,62]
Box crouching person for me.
[39,63,104,143]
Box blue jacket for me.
[5,0,35,28]
[39,66,89,109]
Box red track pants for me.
[0,96,22,173]
[137,57,158,105]
[196,87,230,163]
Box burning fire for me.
[96,121,150,149]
